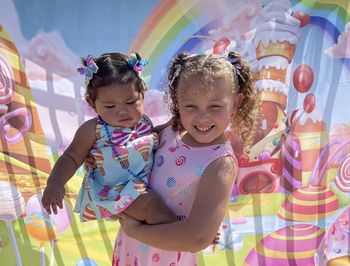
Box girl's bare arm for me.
[120,156,237,252]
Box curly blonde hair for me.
[166,52,260,147]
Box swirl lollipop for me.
[24,193,72,266]
[0,54,16,112]
[334,155,350,192]
[0,181,25,266]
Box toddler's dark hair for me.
[82,52,146,101]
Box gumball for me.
[272,137,280,146]
[293,11,310,27]
[293,64,314,93]
[303,93,315,113]
[258,150,271,161]
[213,37,231,54]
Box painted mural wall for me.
[0,0,349,265]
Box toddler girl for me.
[42,52,175,224]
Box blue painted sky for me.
[13,0,159,55]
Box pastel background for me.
[0,0,349,265]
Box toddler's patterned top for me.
[74,115,158,222]
[112,126,234,266]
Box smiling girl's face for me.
[87,83,144,128]
[177,75,242,146]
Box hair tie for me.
[170,64,182,86]
[77,55,99,82]
[128,52,148,78]
[169,54,196,86]
[227,53,245,87]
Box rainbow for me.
[129,0,222,89]
[131,0,350,89]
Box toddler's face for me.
[177,75,241,146]
[88,83,144,128]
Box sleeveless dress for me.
[112,126,234,266]
[74,115,158,222]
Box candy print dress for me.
[112,126,234,266]
[74,115,158,222]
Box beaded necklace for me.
[101,118,139,179]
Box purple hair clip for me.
[77,55,99,81]
[128,52,148,77]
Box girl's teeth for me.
[197,126,211,131]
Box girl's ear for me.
[231,93,244,118]
[86,95,95,109]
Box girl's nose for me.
[196,110,210,121]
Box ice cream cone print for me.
[98,206,113,218]
[133,138,150,162]
[113,146,129,169]
[132,180,147,193]
[98,185,111,200]
[82,204,97,221]
[92,149,105,176]
[139,146,150,162]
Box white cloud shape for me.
[24,31,79,80]
[324,22,350,58]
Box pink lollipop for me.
[0,55,15,105]
[334,155,350,192]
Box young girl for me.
[112,52,259,265]
[41,52,175,224]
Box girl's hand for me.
[118,213,142,238]
[42,181,65,215]
[212,231,220,245]
[84,153,96,169]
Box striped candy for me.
[245,224,325,266]
[278,185,339,222]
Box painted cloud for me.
[324,22,350,58]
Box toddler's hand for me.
[42,181,66,215]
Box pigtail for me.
[228,52,260,148]
[166,52,190,131]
